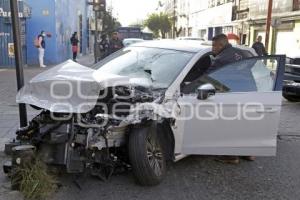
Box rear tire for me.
[128,123,166,186]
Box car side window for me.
[181,57,277,94]
[182,54,212,83]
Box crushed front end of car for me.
[3,60,178,187]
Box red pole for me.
[265,0,273,52]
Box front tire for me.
[128,123,166,186]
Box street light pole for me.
[94,10,99,63]
[10,0,27,127]
[265,0,273,52]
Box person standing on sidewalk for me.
[109,32,123,54]
[99,34,109,60]
[70,32,79,62]
[252,35,267,56]
[37,31,47,68]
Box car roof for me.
[130,40,212,53]
[123,38,144,41]
[177,37,205,40]
[130,39,256,55]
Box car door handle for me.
[255,108,279,113]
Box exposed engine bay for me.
[6,86,170,180]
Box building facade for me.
[172,0,300,56]
[25,0,91,65]
[163,0,177,38]
[170,0,235,40]
[246,0,300,56]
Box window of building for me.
[198,29,207,39]
[217,0,225,6]
[222,26,233,34]
[188,27,192,36]
[293,0,300,10]
[209,0,216,8]
[209,0,232,7]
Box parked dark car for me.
[283,57,300,102]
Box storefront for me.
[275,21,300,57]
[250,18,300,57]
[247,0,300,56]
[0,0,30,67]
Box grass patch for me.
[12,159,57,200]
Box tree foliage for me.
[103,11,121,35]
[145,13,171,38]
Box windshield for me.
[93,47,194,89]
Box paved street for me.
[0,57,300,200]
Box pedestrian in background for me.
[99,34,109,59]
[70,32,79,62]
[109,32,124,54]
[36,31,47,68]
[252,35,267,56]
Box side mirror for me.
[197,83,216,100]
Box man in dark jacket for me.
[252,35,267,56]
[209,34,255,164]
[109,32,124,54]
[210,34,253,72]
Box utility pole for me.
[265,0,273,52]
[10,0,27,127]
[94,10,99,63]
[173,0,176,39]
[88,0,106,63]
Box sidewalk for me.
[0,54,94,151]
[77,53,95,67]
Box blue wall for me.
[0,0,28,67]
[25,0,56,65]
[55,0,88,63]
[25,0,89,65]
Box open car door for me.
[178,55,285,156]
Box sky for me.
[108,0,160,26]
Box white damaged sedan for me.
[5,40,285,186]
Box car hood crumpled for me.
[16,60,130,113]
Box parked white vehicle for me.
[176,37,205,41]
[122,38,144,47]
[5,40,285,186]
